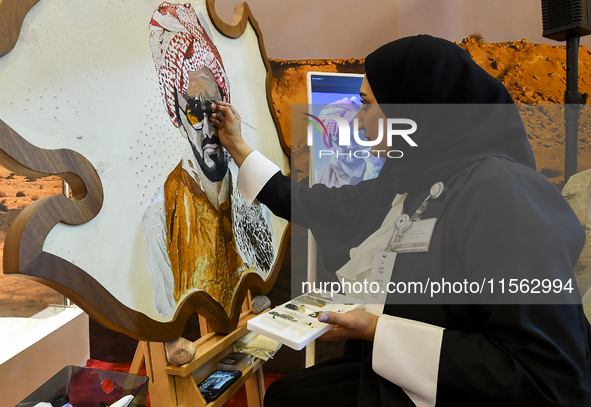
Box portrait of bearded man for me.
[143,2,275,319]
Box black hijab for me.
[365,35,536,191]
[296,35,536,271]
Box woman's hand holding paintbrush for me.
[210,101,254,167]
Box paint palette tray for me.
[247,293,364,351]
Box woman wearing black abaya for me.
[211,35,591,406]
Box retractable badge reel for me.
[388,182,446,252]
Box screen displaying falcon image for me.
[143,2,275,318]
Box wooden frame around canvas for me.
[0,0,291,342]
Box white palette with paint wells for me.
[246,293,365,351]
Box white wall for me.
[213,0,591,59]
[0,309,89,407]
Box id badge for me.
[364,251,397,307]
[387,218,437,253]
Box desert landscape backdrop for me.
[2,38,591,318]
[272,37,591,184]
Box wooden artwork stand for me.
[129,293,266,407]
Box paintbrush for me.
[207,98,258,131]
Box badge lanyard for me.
[365,182,447,313]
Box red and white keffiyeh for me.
[149,2,230,128]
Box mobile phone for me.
[197,370,242,402]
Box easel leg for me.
[245,365,265,407]
[149,342,177,407]
[130,341,147,375]
[129,341,177,407]
[125,341,147,395]
[198,315,209,337]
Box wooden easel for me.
[129,293,266,407]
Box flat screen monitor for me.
[306,72,384,187]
